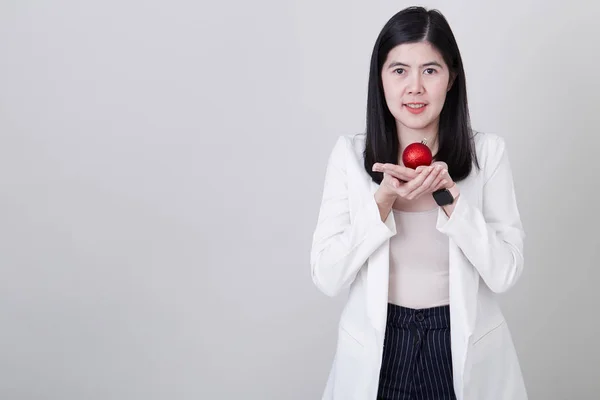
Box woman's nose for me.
[406,73,424,94]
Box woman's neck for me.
[396,123,439,160]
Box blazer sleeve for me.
[436,135,525,293]
[310,136,397,297]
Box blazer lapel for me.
[366,180,393,332]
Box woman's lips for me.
[404,103,427,114]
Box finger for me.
[403,167,434,199]
[408,166,440,199]
[389,176,401,189]
[382,173,403,192]
[431,161,448,170]
[433,179,448,192]
[415,165,430,173]
[436,169,452,188]
[381,164,418,182]
[425,165,444,187]
[431,174,447,192]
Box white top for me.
[388,207,450,309]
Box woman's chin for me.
[396,119,434,131]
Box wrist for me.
[440,184,459,216]
[447,183,460,201]
[433,183,460,207]
[374,187,396,206]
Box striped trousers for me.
[376,303,456,400]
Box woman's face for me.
[381,41,453,133]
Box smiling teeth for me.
[406,104,425,109]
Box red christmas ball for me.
[402,141,432,169]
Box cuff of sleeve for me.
[365,192,397,238]
[436,195,468,235]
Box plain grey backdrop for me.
[1,0,599,399]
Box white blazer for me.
[310,131,528,400]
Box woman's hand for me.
[373,161,453,201]
[373,163,419,200]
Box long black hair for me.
[364,6,479,184]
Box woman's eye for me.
[424,68,436,75]
[394,68,405,75]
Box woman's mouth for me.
[404,103,427,114]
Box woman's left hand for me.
[377,161,454,200]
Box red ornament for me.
[402,140,433,169]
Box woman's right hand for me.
[372,163,421,220]
[372,163,419,200]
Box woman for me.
[310,6,527,400]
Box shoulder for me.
[334,132,367,149]
[472,130,511,181]
[473,130,506,153]
[473,130,504,146]
[327,132,367,162]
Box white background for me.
[1,0,598,399]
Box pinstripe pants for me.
[376,303,456,400]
